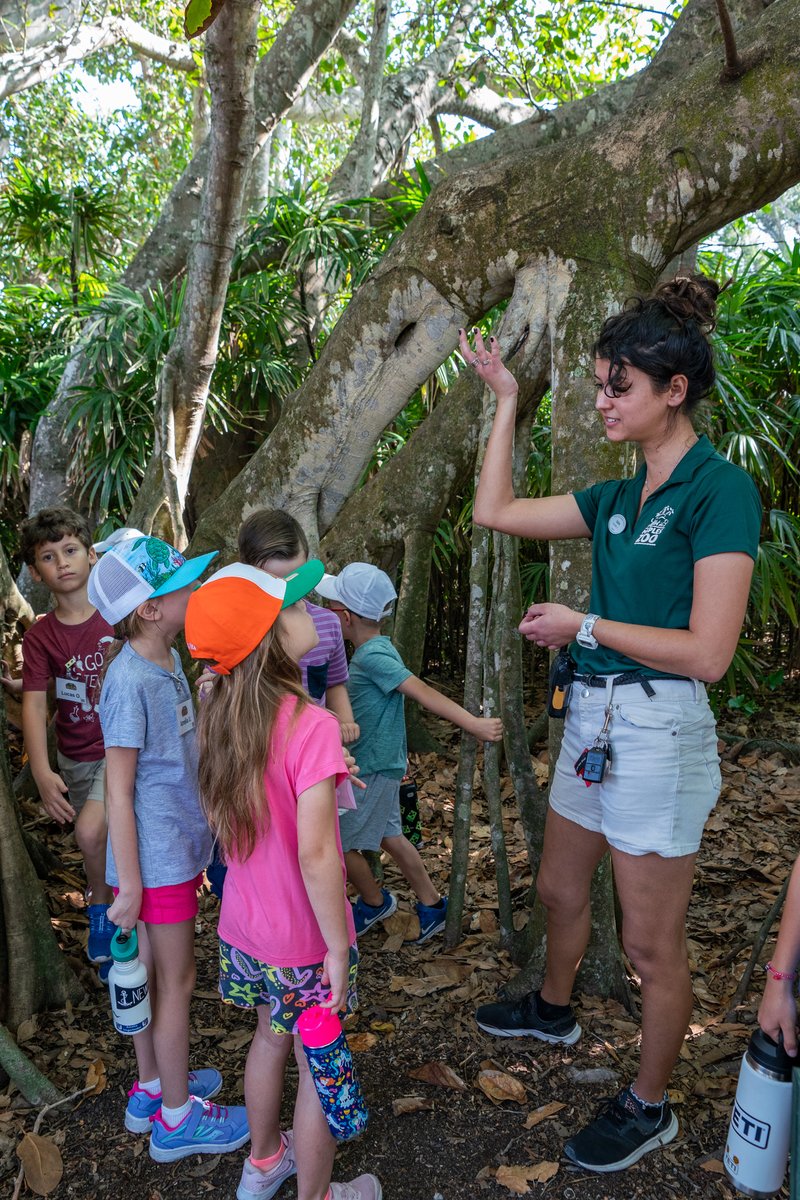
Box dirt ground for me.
[3,680,800,1200]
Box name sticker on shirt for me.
[176,698,195,735]
[608,513,627,535]
[56,677,87,703]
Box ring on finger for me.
[481,358,491,365]
[471,357,480,366]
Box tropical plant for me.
[0,163,125,303]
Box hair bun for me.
[653,273,720,333]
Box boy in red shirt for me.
[20,508,116,973]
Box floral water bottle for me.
[108,928,151,1036]
[724,1028,796,1197]
[297,1005,368,1141]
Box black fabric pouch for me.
[547,649,575,719]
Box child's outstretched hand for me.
[320,948,351,1012]
[471,716,503,743]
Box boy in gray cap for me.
[316,563,502,943]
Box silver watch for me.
[576,613,600,650]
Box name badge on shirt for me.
[608,513,627,535]
[56,677,87,703]
[176,698,195,735]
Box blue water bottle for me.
[296,1005,368,1141]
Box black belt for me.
[573,671,692,698]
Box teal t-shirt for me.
[571,435,762,676]
[347,636,412,778]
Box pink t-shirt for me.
[218,696,356,967]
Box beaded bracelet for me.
[766,961,797,982]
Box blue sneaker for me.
[125,1069,223,1134]
[86,903,115,963]
[149,1095,250,1162]
[98,960,112,985]
[352,889,397,935]
[405,896,448,944]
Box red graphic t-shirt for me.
[22,610,115,761]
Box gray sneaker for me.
[236,1130,296,1198]
[329,1175,383,1200]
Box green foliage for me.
[0,283,76,501]
[0,162,126,300]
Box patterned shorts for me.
[218,938,359,1034]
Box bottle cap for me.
[297,1004,342,1049]
[747,1028,798,1078]
[111,927,139,963]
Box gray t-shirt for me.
[99,641,212,889]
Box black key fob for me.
[583,746,607,784]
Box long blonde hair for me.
[196,621,307,861]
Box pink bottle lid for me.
[297,1004,342,1049]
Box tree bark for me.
[0,15,196,101]
[0,703,83,1029]
[23,0,359,549]
[126,0,261,542]
[190,0,800,563]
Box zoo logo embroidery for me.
[635,505,675,546]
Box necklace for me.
[642,435,698,498]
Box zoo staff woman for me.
[461,275,761,1173]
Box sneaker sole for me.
[149,1128,250,1162]
[126,1077,224,1134]
[356,893,398,933]
[563,1110,679,1173]
[475,1018,582,1045]
[87,951,112,964]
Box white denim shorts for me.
[549,676,721,858]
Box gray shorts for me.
[338,773,404,852]
[56,752,106,816]
[549,677,721,858]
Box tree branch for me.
[0,15,197,101]
[715,0,745,78]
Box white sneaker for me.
[236,1131,296,1199]
[329,1175,383,1200]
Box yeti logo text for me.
[730,1100,770,1148]
[635,505,674,546]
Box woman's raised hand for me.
[458,328,518,399]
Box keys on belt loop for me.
[574,704,614,786]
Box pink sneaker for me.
[236,1131,296,1199]
[329,1176,382,1200]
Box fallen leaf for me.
[408,1062,467,1091]
[495,1165,532,1195]
[477,1069,527,1104]
[16,1017,37,1045]
[495,1161,559,1194]
[16,1132,63,1195]
[524,1101,565,1128]
[529,1161,559,1183]
[700,1159,725,1173]
[347,1033,378,1052]
[392,1095,434,1115]
[85,1058,106,1095]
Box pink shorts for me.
[113,872,203,925]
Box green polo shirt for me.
[571,435,761,677]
